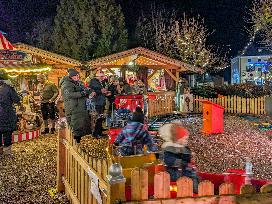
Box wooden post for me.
[198,180,214,196]
[57,125,67,192]
[131,168,148,200]
[177,177,193,197]
[176,70,180,86]
[109,183,126,204]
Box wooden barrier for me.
[57,127,272,204]
[57,125,127,204]
[193,95,266,115]
[148,91,175,118]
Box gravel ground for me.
[0,135,69,204]
[0,114,271,204]
[177,115,272,180]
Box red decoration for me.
[115,95,144,112]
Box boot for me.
[3,146,12,155]
[74,136,82,144]
[42,128,50,134]
[50,128,56,134]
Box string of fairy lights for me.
[241,28,260,56]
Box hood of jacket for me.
[59,76,73,87]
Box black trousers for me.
[93,105,104,136]
[41,102,56,120]
[1,131,12,147]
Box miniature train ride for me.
[107,94,270,199]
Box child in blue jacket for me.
[114,111,157,156]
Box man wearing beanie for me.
[60,68,91,143]
[88,71,107,137]
[0,70,20,155]
[159,123,199,193]
[114,110,157,156]
[37,74,59,134]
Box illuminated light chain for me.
[241,28,260,56]
[2,67,51,73]
[8,74,19,78]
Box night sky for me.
[0,0,253,58]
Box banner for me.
[0,50,28,61]
[88,168,102,204]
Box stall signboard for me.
[0,50,28,61]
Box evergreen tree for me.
[26,18,54,51]
[53,0,128,61]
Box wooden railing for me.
[121,168,272,203]
[148,91,175,118]
[57,126,272,204]
[193,95,266,115]
[57,125,125,204]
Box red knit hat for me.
[175,126,189,141]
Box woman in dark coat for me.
[0,71,20,155]
[60,68,92,143]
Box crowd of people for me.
[0,68,198,186]
[60,68,149,141]
[0,68,150,153]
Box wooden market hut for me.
[88,47,202,89]
[88,47,203,117]
[14,43,82,85]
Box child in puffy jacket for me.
[159,123,199,193]
[114,111,157,156]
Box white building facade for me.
[231,55,272,84]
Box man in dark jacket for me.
[0,71,20,155]
[60,68,91,143]
[89,71,107,137]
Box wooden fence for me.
[121,168,272,203]
[57,126,125,204]
[57,125,272,204]
[148,91,175,118]
[193,95,266,115]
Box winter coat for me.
[162,143,198,185]
[89,78,106,106]
[114,121,157,156]
[0,80,20,132]
[121,83,132,95]
[60,76,91,137]
[107,84,119,103]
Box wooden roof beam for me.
[165,69,178,82]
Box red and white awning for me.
[0,32,14,50]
